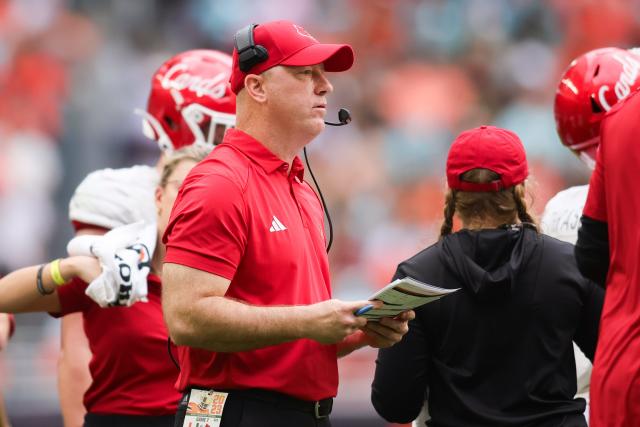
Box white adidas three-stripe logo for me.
[269,216,287,232]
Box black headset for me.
[234,24,269,72]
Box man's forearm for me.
[0,391,11,427]
[0,266,61,313]
[166,296,310,352]
[58,315,90,427]
[163,263,372,352]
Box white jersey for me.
[540,185,589,245]
[541,184,591,418]
[69,165,158,230]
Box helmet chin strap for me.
[134,108,174,153]
[579,151,596,171]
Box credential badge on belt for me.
[182,389,229,427]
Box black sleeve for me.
[371,268,429,423]
[573,279,604,363]
[575,215,609,287]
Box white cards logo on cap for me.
[293,24,317,42]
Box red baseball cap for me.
[229,20,354,94]
[446,125,529,192]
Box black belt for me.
[186,388,333,419]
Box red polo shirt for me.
[163,128,336,401]
[51,275,180,415]
[583,90,640,425]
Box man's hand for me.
[64,256,101,286]
[362,310,415,348]
[304,299,375,345]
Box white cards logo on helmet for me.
[293,24,317,42]
[161,63,228,100]
[597,53,640,111]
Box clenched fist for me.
[303,299,376,344]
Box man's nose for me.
[315,69,333,95]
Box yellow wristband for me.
[50,259,68,286]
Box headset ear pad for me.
[235,24,270,73]
[254,44,269,62]
[238,46,269,72]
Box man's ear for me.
[244,74,267,103]
[155,186,163,214]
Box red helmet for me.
[136,49,236,152]
[554,47,640,168]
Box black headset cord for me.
[168,338,180,371]
[303,146,333,253]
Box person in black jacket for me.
[371,125,604,427]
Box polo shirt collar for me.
[290,156,305,182]
[223,129,305,181]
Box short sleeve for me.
[583,139,607,222]
[51,278,92,317]
[163,172,248,280]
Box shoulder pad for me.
[69,166,159,230]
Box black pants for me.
[84,413,175,427]
[174,390,332,427]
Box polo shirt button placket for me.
[287,171,308,228]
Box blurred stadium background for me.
[0,0,639,426]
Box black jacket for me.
[371,225,603,427]
[575,215,609,287]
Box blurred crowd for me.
[1,0,639,424]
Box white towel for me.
[66,221,157,307]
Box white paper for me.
[360,277,459,320]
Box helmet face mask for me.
[181,104,236,148]
[554,47,640,168]
[140,50,237,153]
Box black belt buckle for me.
[314,399,332,419]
